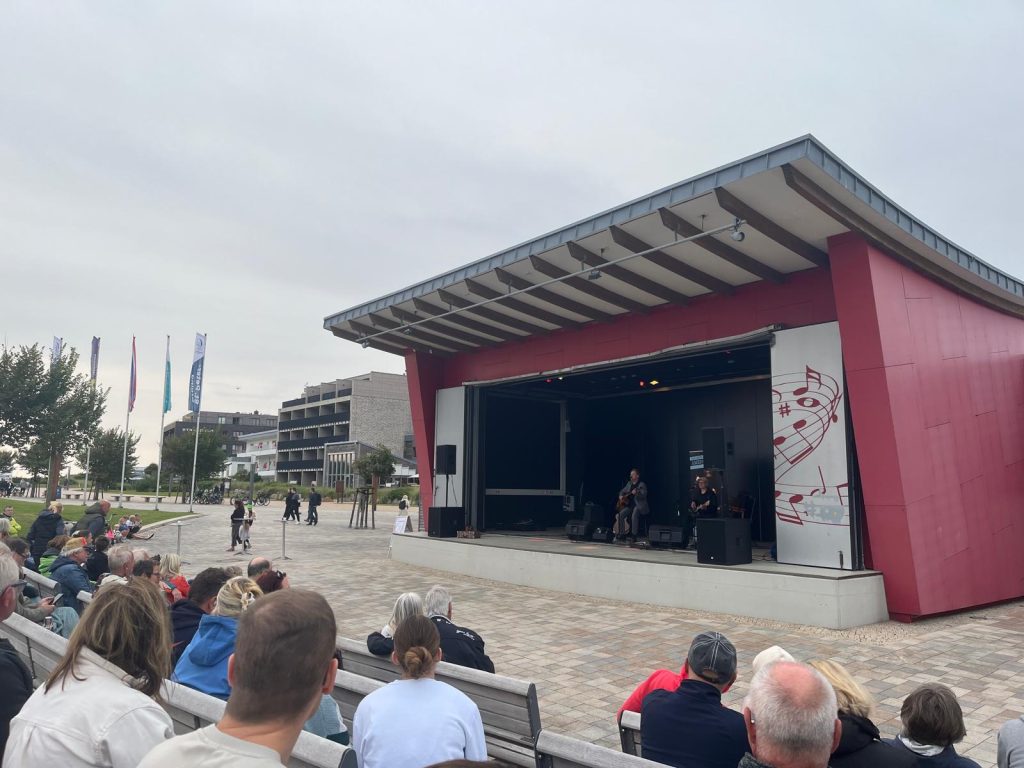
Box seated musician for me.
[616,469,648,544]
[690,475,718,518]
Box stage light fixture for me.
[402,326,413,335]
[588,268,602,280]
[639,380,646,387]
[649,379,659,386]
[359,339,369,349]
[730,218,745,242]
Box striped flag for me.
[162,336,172,414]
[90,337,100,383]
[188,333,206,414]
[129,336,138,413]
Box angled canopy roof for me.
[325,135,1024,356]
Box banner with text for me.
[188,333,206,414]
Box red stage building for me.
[326,136,1024,621]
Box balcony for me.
[279,413,350,430]
[278,436,347,451]
[276,459,323,471]
[279,388,352,410]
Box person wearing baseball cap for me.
[640,630,750,768]
[48,536,96,614]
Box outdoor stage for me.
[390,530,888,630]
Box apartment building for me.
[162,411,278,458]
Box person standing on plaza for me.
[241,502,255,552]
[305,484,321,526]
[227,499,245,552]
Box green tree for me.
[352,444,397,511]
[18,440,51,493]
[0,449,15,474]
[234,468,250,481]
[74,428,140,498]
[144,462,158,477]
[0,343,106,500]
[162,430,228,496]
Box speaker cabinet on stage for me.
[697,518,751,565]
[591,526,614,543]
[428,506,464,538]
[648,525,684,547]
[565,520,594,541]
[583,502,604,527]
[435,445,457,476]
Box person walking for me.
[227,499,245,552]
[305,485,322,526]
[241,502,255,552]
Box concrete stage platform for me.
[390,531,888,629]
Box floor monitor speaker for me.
[435,444,457,476]
[428,506,464,538]
[565,519,594,541]
[648,525,684,547]
[696,518,752,565]
[591,526,614,543]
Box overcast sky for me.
[2,1,1022,466]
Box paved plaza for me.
[125,499,1022,766]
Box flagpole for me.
[82,445,93,502]
[187,333,206,513]
[118,395,131,509]
[82,337,100,502]
[154,335,170,511]
[188,408,201,512]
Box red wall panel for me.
[830,232,1024,618]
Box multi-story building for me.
[223,428,279,479]
[276,372,412,487]
[162,411,278,459]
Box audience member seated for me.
[641,631,749,768]
[173,576,263,699]
[37,534,68,576]
[886,684,981,768]
[1,506,22,537]
[171,567,230,665]
[424,585,494,673]
[139,590,339,768]
[4,579,175,768]
[27,502,64,567]
[126,514,153,540]
[159,553,190,598]
[808,659,914,768]
[368,591,424,657]
[99,543,135,588]
[752,645,794,675]
[0,544,33,759]
[353,615,487,767]
[8,537,79,638]
[742,661,842,768]
[49,537,96,613]
[999,713,1024,768]
[0,518,11,545]
[247,555,271,579]
[246,567,347,743]
[85,535,110,581]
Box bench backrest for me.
[24,569,59,599]
[78,589,93,605]
[332,668,385,726]
[0,612,39,679]
[336,636,542,767]
[0,611,68,682]
[618,710,642,756]
[536,730,661,768]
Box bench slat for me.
[24,570,60,599]
[618,709,642,756]
[537,730,660,768]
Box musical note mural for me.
[771,322,852,569]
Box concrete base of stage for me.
[390,531,889,629]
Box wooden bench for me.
[24,569,60,600]
[0,611,67,683]
[78,590,93,605]
[331,669,384,728]
[536,730,660,768]
[142,496,164,503]
[336,636,542,767]
[618,710,642,756]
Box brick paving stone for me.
[125,500,1024,766]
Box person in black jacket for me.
[26,502,64,566]
[424,585,494,673]
[170,567,230,665]
[886,684,981,768]
[0,546,33,757]
[305,485,322,526]
[85,536,110,582]
[73,499,110,541]
[809,659,915,768]
[366,592,425,657]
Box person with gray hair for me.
[100,543,136,588]
[741,661,842,768]
[424,585,494,673]
[0,543,33,757]
[367,592,425,657]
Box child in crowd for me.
[241,502,255,552]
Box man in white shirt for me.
[138,589,339,767]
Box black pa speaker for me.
[435,445,457,476]
[565,519,594,541]
[591,526,614,542]
[696,518,752,565]
[702,427,726,470]
[428,506,464,538]
[582,501,604,526]
[647,525,684,547]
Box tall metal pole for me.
[188,410,202,512]
[154,335,170,511]
[82,445,92,502]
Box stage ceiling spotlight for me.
[587,268,602,280]
[649,379,659,386]
[639,380,646,387]
[402,326,413,335]
[359,339,369,349]
[730,218,745,242]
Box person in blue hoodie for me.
[169,567,230,666]
[48,537,95,614]
[173,576,263,699]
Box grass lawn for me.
[2,499,193,528]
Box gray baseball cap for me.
[687,631,737,684]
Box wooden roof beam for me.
[463,278,581,329]
[713,187,828,268]
[493,267,613,322]
[608,225,734,295]
[528,255,649,313]
[411,297,521,342]
[565,241,689,305]
[436,289,550,336]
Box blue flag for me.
[188,333,206,413]
[162,336,172,414]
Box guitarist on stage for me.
[615,468,649,544]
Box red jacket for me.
[619,666,687,717]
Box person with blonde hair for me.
[353,615,486,767]
[173,576,263,699]
[808,659,913,768]
[4,579,175,767]
[159,553,190,599]
[367,591,424,656]
[27,501,64,566]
